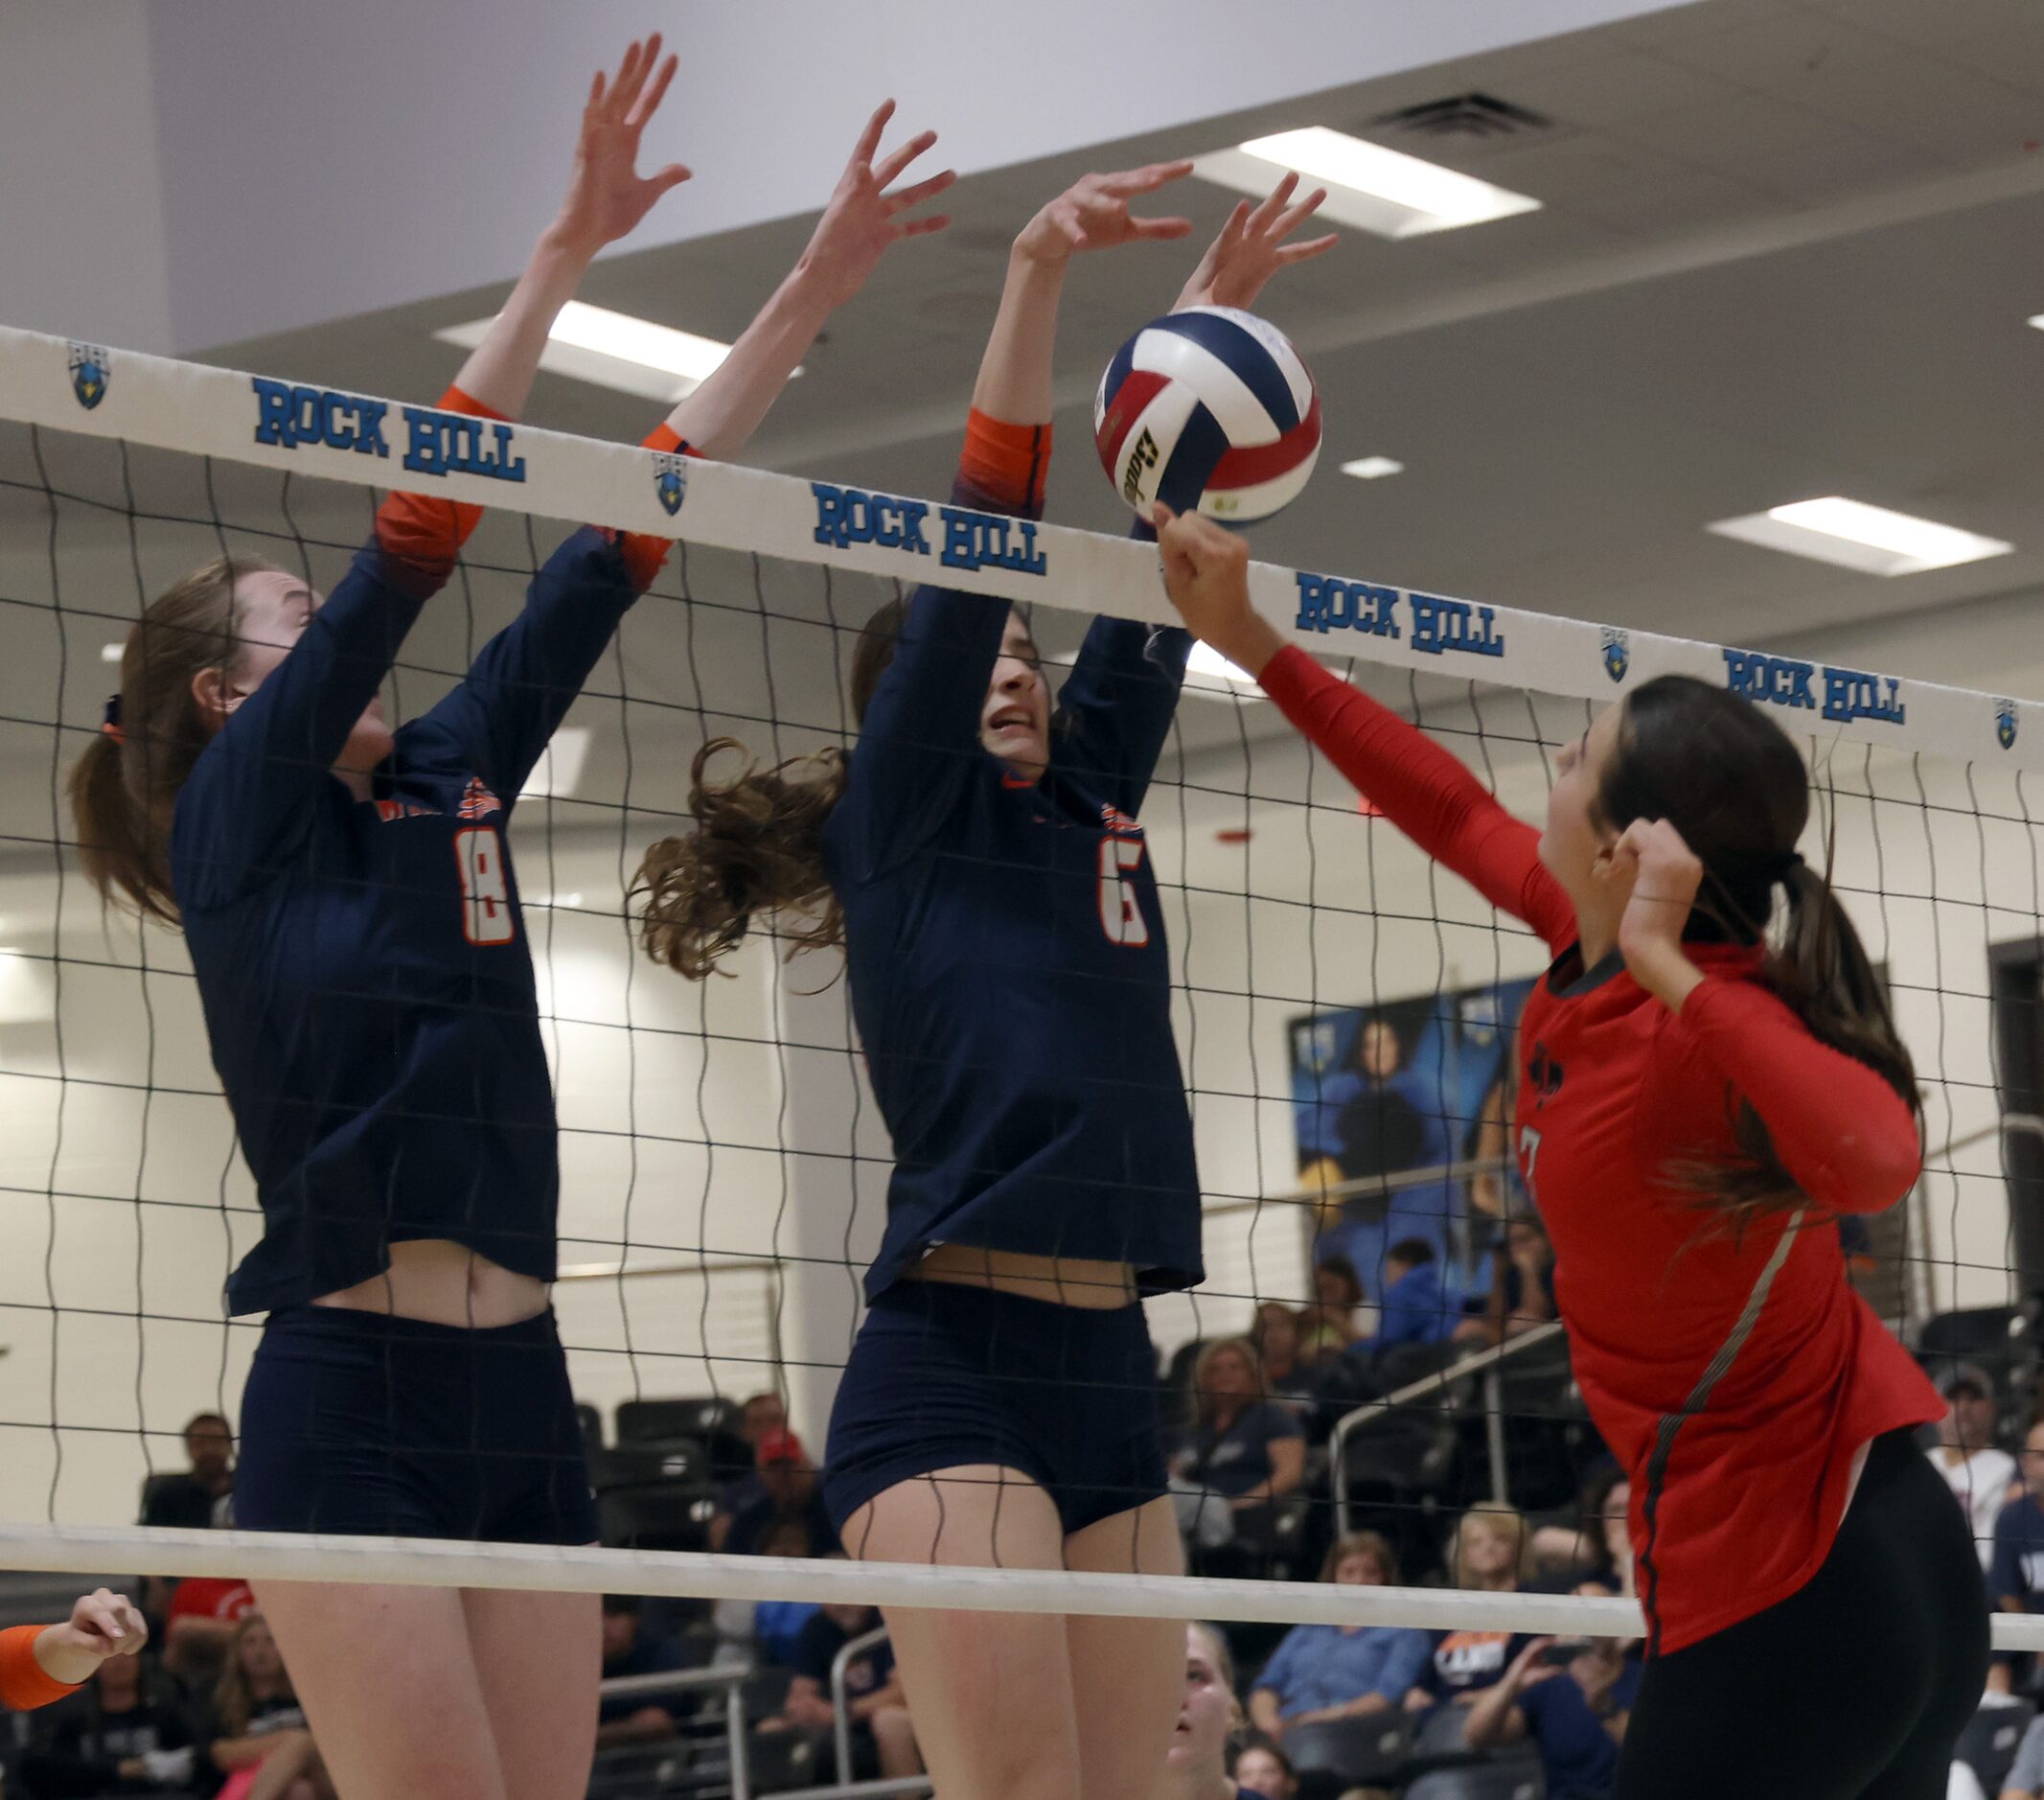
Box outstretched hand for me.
[34,1589,148,1686]
[1015,163,1196,266]
[1177,171,1337,312]
[797,100,955,312]
[551,35,692,258]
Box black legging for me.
[1615,1426,1988,1800]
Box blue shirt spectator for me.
[1991,1483,2044,1612]
[1374,1241,1450,1350]
[1250,1624,1431,1720]
[1417,1628,1538,1704]
[1177,1341,1307,1501]
[1247,1534,1430,1738]
[754,1600,821,1667]
[1466,1639,1640,1800]
[598,1597,700,1744]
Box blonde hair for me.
[212,1613,294,1736]
[1189,1336,1266,1425]
[1446,1504,1533,1587]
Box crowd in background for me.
[23,1242,2044,1800]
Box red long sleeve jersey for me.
[1261,646,1941,1655]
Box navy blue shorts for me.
[823,1280,1167,1537]
[236,1305,598,1546]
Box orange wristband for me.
[372,382,509,574]
[0,1626,78,1710]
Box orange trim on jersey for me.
[0,1626,78,1711]
[960,410,1050,514]
[373,383,506,580]
[611,424,698,592]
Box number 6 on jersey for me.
[1097,836,1150,948]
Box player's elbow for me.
[1806,1130,1920,1215]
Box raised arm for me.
[1152,506,1576,952]
[836,166,1194,874]
[1056,173,1336,816]
[175,40,690,900]
[413,99,953,796]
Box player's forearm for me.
[971,247,1068,426]
[663,265,835,460]
[450,226,595,420]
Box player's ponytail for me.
[1598,676,1920,1224]
[68,553,271,924]
[635,597,908,979]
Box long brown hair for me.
[212,1613,295,1736]
[634,596,906,978]
[1594,676,1919,1221]
[68,552,276,923]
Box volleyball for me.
[1093,305,1321,522]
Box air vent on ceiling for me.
[1369,93,1551,140]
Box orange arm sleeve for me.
[0,1626,80,1710]
[373,383,507,577]
[957,410,1050,517]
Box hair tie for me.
[101,694,125,747]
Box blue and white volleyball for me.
[1093,306,1321,523]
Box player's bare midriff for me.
[908,1242,1138,1308]
[311,1238,549,1328]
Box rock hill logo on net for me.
[810,481,1048,577]
[1720,649,1906,727]
[1292,572,1505,660]
[247,379,527,485]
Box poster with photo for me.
[1288,976,1537,1310]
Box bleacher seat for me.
[1402,1748,1546,1800]
[744,1724,825,1794]
[596,1439,717,1552]
[585,1742,688,1800]
[1280,1710,1415,1786]
[1955,1698,2036,1796]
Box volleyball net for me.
[1,321,2041,1649]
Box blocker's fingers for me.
[894,212,953,239]
[1129,215,1194,240]
[1106,159,1196,195]
[872,128,941,191]
[885,169,957,213]
[851,99,896,171]
[1277,232,1339,264]
[1248,170,1301,229]
[628,52,678,129]
[1272,187,1329,235]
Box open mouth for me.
[988,710,1033,733]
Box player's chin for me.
[985,726,1048,782]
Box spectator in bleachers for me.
[1250,1303,1325,1413]
[1170,1339,1306,1553]
[1230,1734,1298,1799]
[1357,1238,1450,1355]
[1988,1419,2044,1694]
[1996,1713,2044,1798]
[759,1570,919,1782]
[21,1645,196,1797]
[1450,1503,1537,1596]
[1161,1622,1243,1800]
[161,1577,256,1705]
[1531,1466,1633,1596]
[1931,1363,2015,1573]
[724,1426,835,1556]
[1299,1258,1366,1364]
[1455,1212,1556,1348]
[595,1595,700,1748]
[707,1391,790,1551]
[140,1413,236,1531]
[1463,1634,1640,1800]
[1246,1533,1431,1741]
[711,1515,822,1668]
[192,1613,329,1800]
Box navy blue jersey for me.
[825,473,1202,1300]
[172,526,640,1314]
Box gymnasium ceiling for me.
[7,0,2044,855]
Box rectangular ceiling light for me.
[435,301,789,404]
[1708,496,2012,577]
[1194,125,1539,240]
[1339,456,1405,480]
[520,727,591,800]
